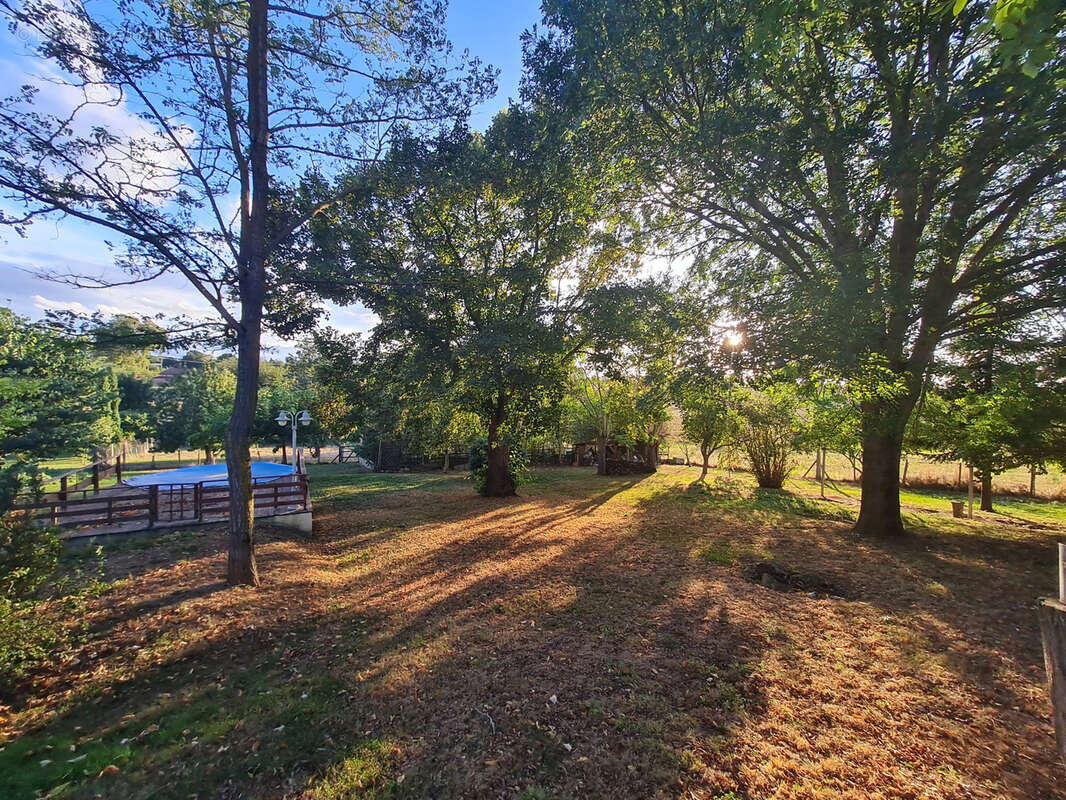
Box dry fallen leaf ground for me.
[1,465,1063,799]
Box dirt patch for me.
[740,560,851,598]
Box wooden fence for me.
[18,474,309,532]
[44,455,126,502]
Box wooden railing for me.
[43,455,125,502]
[18,474,309,531]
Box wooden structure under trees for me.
[572,438,658,474]
[17,453,312,540]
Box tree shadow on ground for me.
[1,471,769,800]
[3,466,1062,799]
[632,472,1061,779]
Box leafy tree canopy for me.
[537,0,1066,535]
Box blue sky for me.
[0,0,543,352]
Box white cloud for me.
[32,294,90,314]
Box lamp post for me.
[275,409,312,466]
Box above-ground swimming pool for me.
[123,461,294,488]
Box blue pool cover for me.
[123,461,294,488]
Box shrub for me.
[734,385,808,489]
[0,595,63,682]
[0,459,47,513]
[0,514,66,689]
[0,514,61,600]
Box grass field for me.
[2,465,1064,799]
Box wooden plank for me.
[1039,598,1066,771]
[18,494,148,512]
[1060,543,1066,605]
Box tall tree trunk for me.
[853,406,908,538]
[483,394,515,496]
[205,448,215,465]
[226,319,262,586]
[225,0,268,587]
[699,442,711,481]
[597,433,607,476]
[980,470,994,512]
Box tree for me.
[610,378,671,470]
[916,367,1066,511]
[733,383,808,490]
[1,0,490,583]
[153,363,236,464]
[802,373,864,491]
[539,0,1066,536]
[84,314,168,442]
[316,107,637,495]
[0,309,120,508]
[676,380,737,482]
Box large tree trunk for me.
[980,470,994,512]
[225,0,268,587]
[854,407,908,538]
[482,394,515,496]
[226,325,261,585]
[596,433,607,476]
[205,448,215,465]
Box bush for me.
[0,459,47,513]
[0,516,106,691]
[0,515,64,688]
[0,595,63,682]
[0,514,61,600]
[469,440,529,496]
[734,386,807,489]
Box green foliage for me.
[0,458,48,512]
[0,514,61,600]
[0,515,63,686]
[470,440,529,496]
[313,105,643,492]
[0,308,120,462]
[675,378,738,475]
[917,371,1065,478]
[153,363,235,458]
[0,595,59,684]
[733,384,808,489]
[956,0,1065,77]
[539,0,1066,532]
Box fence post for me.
[148,485,158,527]
[1039,549,1066,772]
[92,462,100,491]
[60,475,68,503]
[116,454,123,483]
[196,482,204,522]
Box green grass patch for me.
[695,541,771,566]
[305,738,398,799]
[307,466,462,511]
